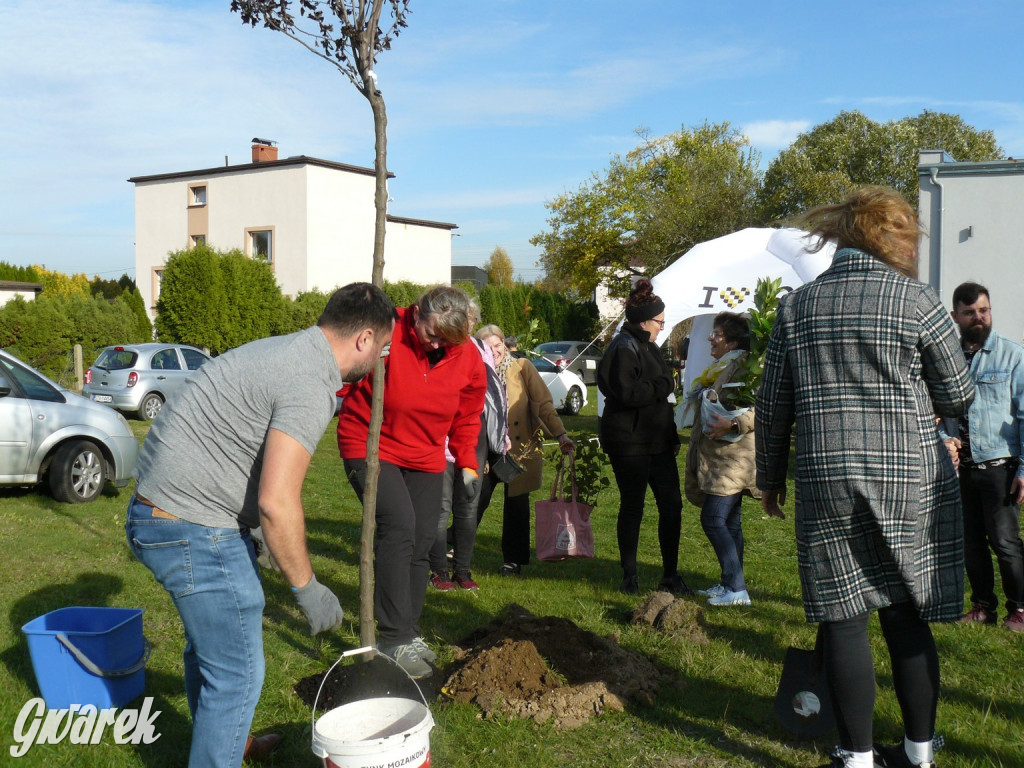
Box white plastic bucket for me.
[313,696,433,768]
[311,647,434,768]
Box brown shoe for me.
[958,603,996,625]
[244,733,282,762]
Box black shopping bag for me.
[773,624,836,738]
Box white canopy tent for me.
[651,227,837,396]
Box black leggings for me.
[606,450,683,577]
[822,602,939,752]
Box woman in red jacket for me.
[338,286,486,678]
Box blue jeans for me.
[125,496,265,768]
[700,492,746,592]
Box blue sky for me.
[2,0,1023,283]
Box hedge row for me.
[154,247,599,353]
[1,249,599,381]
[0,291,152,383]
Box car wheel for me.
[49,440,106,503]
[140,392,164,421]
[564,386,583,415]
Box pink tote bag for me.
[535,453,594,561]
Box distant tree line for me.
[1,247,600,381]
[0,263,44,283]
[477,283,598,344]
[534,110,1002,298]
[0,261,152,382]
[153,247,600,355]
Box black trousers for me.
[821,602,939,752]
[477,471,532,565]
[960,462,1024,614]
[344,459,444,647]
[606,450,682,577]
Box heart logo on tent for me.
[720,287,751,308]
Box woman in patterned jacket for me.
[756,187,974,768]
[684,312,761,607]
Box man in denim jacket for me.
[945,282,1024,632]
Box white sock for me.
[904,736,933,764]
[846,750,874,768]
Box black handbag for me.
[489,452,524,483]
[773,624,836,738]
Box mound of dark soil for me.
[296,603,668,730]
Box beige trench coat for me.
[504,357,567,497]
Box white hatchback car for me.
[531,356,588,415]
[0,350,139,503]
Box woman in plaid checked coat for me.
[755,187,974,768]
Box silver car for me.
[0,349,139,503]
[83,343,210,420]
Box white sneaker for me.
[411,636,438,663]
[698,584,726,597]
[708,588,751,606]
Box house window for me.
[191,234,206,248]
[248,229,273,264]
[189,185,207,206]
[151,267,164,310]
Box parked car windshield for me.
[94,348,138,371]
[535,342,573,355]
[0,355,63,402]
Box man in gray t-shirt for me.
[125,283,394,768]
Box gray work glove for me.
[293,574,343,635]
[461,467,480,498]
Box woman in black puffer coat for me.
[597,279,688,596]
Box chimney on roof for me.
[251,137,278,163]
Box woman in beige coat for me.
[684,312,760,606]
[475,325,575,574]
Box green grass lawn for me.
[1,393,1021,766]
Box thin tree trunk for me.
[358,83,389,648]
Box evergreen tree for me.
[155,246,229,352]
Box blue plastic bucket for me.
[21,607,149,710]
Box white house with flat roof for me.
[918,150,1024,341]
[130,141,456,316]
[0,281,42,307]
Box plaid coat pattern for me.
[755,249,974,623]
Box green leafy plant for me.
[729,276,783,408]
[544,433,610,507]
[518,317,542,353]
